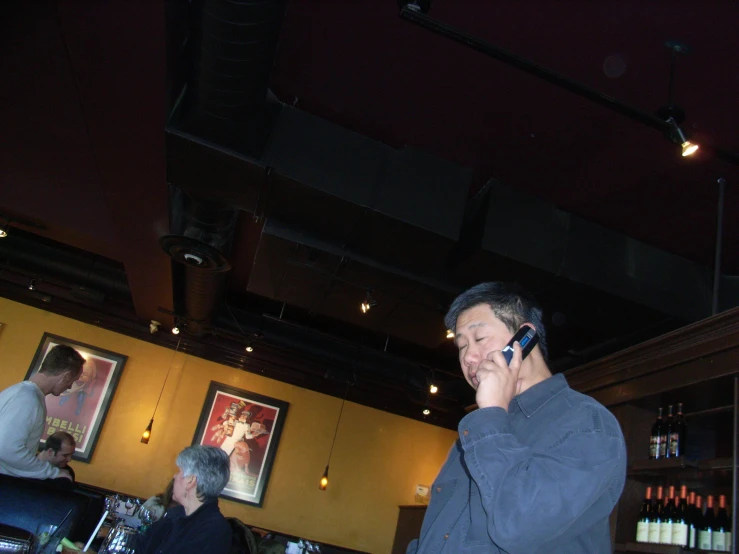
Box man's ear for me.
[186,475,197,491]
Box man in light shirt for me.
[0,344,85,480]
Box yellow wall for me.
[0,298,456,553]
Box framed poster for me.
[192,381,289,507]
[24,333,127,462]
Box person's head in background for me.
[172,446,230,515]
[38,431,76,468]
[31,345,85,396]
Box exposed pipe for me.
[166,0,287,335]
[399,7,739,167]
[713,178,726,315]
[0,232,130,300]
[190,0,286,122]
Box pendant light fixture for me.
[319,387,348,490]
[656,42,699,158]
[141,338,181,444]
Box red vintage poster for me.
[193,382,289,507]
[25,334,127,462]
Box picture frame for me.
[192,381,289,507]
[24,333,127,463]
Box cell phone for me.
[501,325,539,364]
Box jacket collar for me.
[168,498,220,521]
[511,373,568,418]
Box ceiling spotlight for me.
[245,343,254,353]
[429,384,438,394]
[446,329,454,339]
[28,279,36,291]
[665,116,699,157]
[0,223,7,238]
[422,408,431,416]
[360,291,378,314]
[681,141,699,157]
[171,326,180,335]
[149,320,161,334]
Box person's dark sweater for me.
[136,498,231,554]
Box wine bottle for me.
[698,495,715,550]
[712,494,730,551]
[688,491,697,549]
[649,486,664,544]
[669,402,687,457]
[662,405,674,458]
[671,485,688,546]
[660,485,675,544]
[650,407,664,459]
[636,486,652,543]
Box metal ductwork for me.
[467,181,712,322]
[168,97,717,336]
[164,0,287,335]
[162,189,236,336]
[178,0,286,156]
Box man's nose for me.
[463,345,482,367]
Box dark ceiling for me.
[1,0,737,429]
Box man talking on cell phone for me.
[406,282,627,554]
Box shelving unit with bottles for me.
[565,308,739,554]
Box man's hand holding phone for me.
[474,342,523,410]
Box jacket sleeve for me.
[0,389,59,479]
[459,405,625,553]
[405,538,418,554]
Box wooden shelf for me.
[697,457,733,471]
[627,457,735,491]
[615,542,724,553]
[629,456,698,473]
[628,457,734,476]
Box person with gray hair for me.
[133,445,233,554]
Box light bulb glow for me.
[141,418,154,444]
[682,141,699,157]
[361,302,369,313]
[446,329,454,339]
[0,228,6,238]
[429,384,438,394]
[423,409,431,415]
[319,466,329,490]
[172,326,180,335]
[246,345,254,352]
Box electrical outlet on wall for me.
[414,484,429,504]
